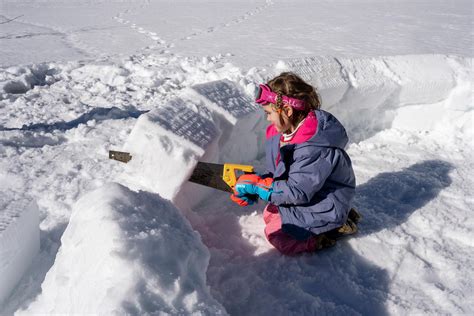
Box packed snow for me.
[119,79,261,200]
[0,198,39,307]
[0,0,472,315]
[20,183,225,315]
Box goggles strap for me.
[255,84,306,111]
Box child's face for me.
[262,104,292,133]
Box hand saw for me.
[108,150,254,193]
[188,162,254,192]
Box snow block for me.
[0,198,40,307]
[22,183,226,315]
[119,97,218,199]
[184,78,263,164]
[187,79,258,125]
[119,79,262,200]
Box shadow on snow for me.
[3,160,453,315]
[200,159,453,315]
[0,106,148,133]
[354,159,453,236]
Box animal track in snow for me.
[180,0,274,41]
[111,0,171,51]
[113,17,171,50]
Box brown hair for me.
[267,72,321,125]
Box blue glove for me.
[234,174,273,202]
[230,193,258,206]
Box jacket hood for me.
[304,110,349,149]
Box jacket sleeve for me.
[270,149,334,206]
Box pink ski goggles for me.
[255,84,305,111]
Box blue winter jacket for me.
[265,110,356,240]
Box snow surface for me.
[1,0,472,68]
[0,0,473,315]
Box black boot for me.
[314,234,337,250]
[348,208,362,224]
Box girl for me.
[231,72,358,255]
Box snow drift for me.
[21,183,225,315]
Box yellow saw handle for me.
[223,164,254,189]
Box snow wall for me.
[21,54,471,314]
[0,196,39,308]
[119,54,471,209]
[276,55,472,143]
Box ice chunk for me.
[21,183,225,315]
[0,198,40,307]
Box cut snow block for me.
[22,183,226,315]
[119,97,219,199]
[185,79,264,163]
[187,79,257,125]
[173,80,266,210]
[0,198,40,307]
[119,80,261,200]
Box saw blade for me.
[188,161,232,192]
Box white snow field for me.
[0,0,472,315]
[1,0,472,68]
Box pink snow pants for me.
[263,204,319,255]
